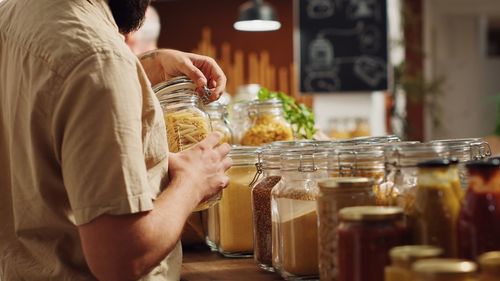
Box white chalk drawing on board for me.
[353,56,387,87]
[346,0,381,21]
[304,70,341,92]
[308,36,335,70]
[359,25,381,53]
[307,0,335,19]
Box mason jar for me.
[215,146,260,257]
[241,99,294,146]
[385,245,443,281]
[204,101,233,144]
[317,177,377,281]
[412,259,477,281]
[272,149,328,280]
[337,206,407,281]
[413,159,461,258]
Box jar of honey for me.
[478,251,500,281]
[412,259,477,281]
[385,245,443,281]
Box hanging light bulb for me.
[234,0,281,32]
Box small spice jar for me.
[317,177,377,281]
[241,99,294,146]
[251,147,281,272]
[385,245,443,281]
[413,159,461,258]
[215,146,260,257]
[337,206,407,281]
[478,251,500,281]
[204,101,233,144]
[412,259,477,281]
[458,159,500,260]
[155,76,216,212]
[272,149,328,280]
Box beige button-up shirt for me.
[0,0,181,279]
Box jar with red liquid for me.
[458,159,500,260]
[337,206,407,281]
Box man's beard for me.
[108,0,151,34]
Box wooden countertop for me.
[181,245,283,281]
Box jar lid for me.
[390,245,443,264]
[478,251,500,274]
[412,259,477,277]
[417,158,451,168]
[338,206,404,221]
[229,146,261,166]
[249,98,282,107]
[466,158,500,169]
[318,177,373,190]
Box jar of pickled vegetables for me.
[205,101,233,144]
[155,76,216,212]
[241,99,293,146]
[412,259,477,281]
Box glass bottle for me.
[241,99,294,146]
[337,206,407,281]
[155,76,216,212]
[458,159,500,260]
[317,177,377,281]
[216,146,260,257]
[204,101,233,144]
[412,259,477,281]
[413,159,461,258]
[478,251,500,281]
[384,245,443,281]
[272,149,328,280]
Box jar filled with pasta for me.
[241,99,294,146]
[205,101,233,144]
[155,76,217,211]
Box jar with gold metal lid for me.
[241,99,294,146]
[317,177,377,281]
[385,245,443,281]
[478,251,500,281]
[337,206,408,281]
[412,259,477,281]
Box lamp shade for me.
[234,0,281,32]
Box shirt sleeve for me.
[52,49,157,225]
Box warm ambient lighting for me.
[234,0,281,32]
[233,20,281,32]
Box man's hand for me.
[168,132,232,206]
[139,49,227,102]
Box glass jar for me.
[458,159,500,260]
[155,76,216,212]
[385,245,443,281]
[216,146,260,257]
[337,206,407,281]
[272,149,328,280]
[478,251,500,281]
[205,101,233,144]
[412,259,477,281]
[328,144,391,205]
[251,147,281,272]
[241,99,294,146]
[317,177,377,281]
[413,159,461,258]
[384,143,450,213]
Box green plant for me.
[257,88,316,139]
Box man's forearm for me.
[78,177,200,281]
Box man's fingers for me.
[198,132,223,149]
[221,157,232,172]
[216,142,231,158]
[178,59,207,89]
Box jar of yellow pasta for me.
[154,76,218,211]
[241,99,294,146]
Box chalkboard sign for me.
[296,0,389,93]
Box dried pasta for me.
[241,114,293,146]
[165,108,210,152]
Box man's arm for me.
[78,134,231,281]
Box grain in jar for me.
[317,177,377,281]
[273,149,328,280]
[384,245,443,281]
[241,99,293,146]
[216,146,260,257]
